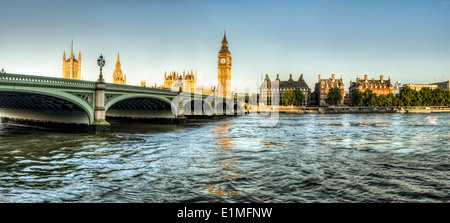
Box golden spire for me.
[116,52,121,67]
[70,39,74,58]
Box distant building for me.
[163,70,215,95]
[430,81,450,90]
[62,44,82,80]
[349,75,394,96]
[259,74,273,105]
[402,84,438,91]
[343,91,352,106]
[259,74,310,106]
[164,70,197,93]
[217,31,232,99]
[113,53,127,85]
[314,74,345,106]
[393,81,401,96]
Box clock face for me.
[220,58,226,64]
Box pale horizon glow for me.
[0,0,449,94]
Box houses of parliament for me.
[161,31,232,97]
[62,32,232,98]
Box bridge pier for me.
[91,80,111,134]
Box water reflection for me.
[201,119,240,197]
[0,113,449,203]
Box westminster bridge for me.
[0,73,242,133]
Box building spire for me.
[219,30,230,53]
[115,52,121,68]
[70,39,74,58]
[222,29,228,44]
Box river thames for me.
[0,113,449,203]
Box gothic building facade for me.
[217,31,232,99]
[160,31,231,97]
[164,70,197,93]
[113,53,127,85]
[62,44,82,80]
[260,74,310,106]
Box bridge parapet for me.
[0,73,96,89]
[105,83,178,96]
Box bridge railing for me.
[0,73,211,99]
[0,73,96,89]
[105,83,179,96]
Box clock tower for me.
[218,31,232,99]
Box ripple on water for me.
[0,113,449,203]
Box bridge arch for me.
[0,87,94,124]
[214,101,233,115]
[182,98,213,116]
[105,93,177,119]
[234,103,245,115]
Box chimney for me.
[319,74,321,80]
[332,74,335,80]
[380,75,384,81]
[364,75,368,81]
[299,74,304,81]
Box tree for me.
[282,90,296,106]
[293,89,305,106]
[446,90,450,106]
[362,89,377,107]
[399,86,415,106]
[351,90,363,106]
[386,93,395,107]
[411,90,423,106]
[432,88,446,106]
[325,87,342,106]
[394,97,403,107]
[377,94,387,107]
[419,87,433,106]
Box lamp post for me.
[97,54,105,82]
[92,54,110,134]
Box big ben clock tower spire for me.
[218,30,232,99]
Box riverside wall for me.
[248,105,450,114]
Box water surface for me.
[0,113,449,202]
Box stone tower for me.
[62,41,82,80]
[217,31,232,99]
[113,53,127,85]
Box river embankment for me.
[250,106,450,114]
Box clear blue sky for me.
[1,0,449,93]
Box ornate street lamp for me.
[97,54,105,82]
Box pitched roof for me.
[350,78,392,89]
[219,31,230,54]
